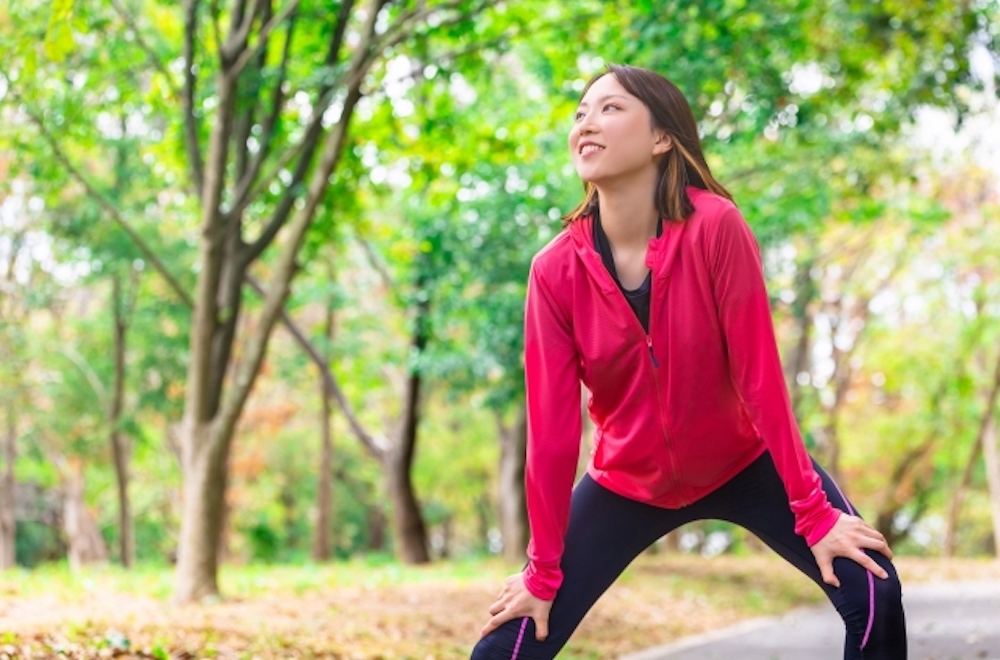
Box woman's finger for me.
[480,613,506,639]
[480,604,522,638]
[848,526,893,559]
[488,600,505,616]
[816,552,840,588]
[851,549,889,579]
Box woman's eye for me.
[574,111,585,121]
[603,104,619,112]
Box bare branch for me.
[376,0,483,54]
[232,0,301,76]
[110,0,182,99]
[183,0,205,196]
[210,0,224,60]
[354,233,395,291]
[234,0,356,250]
[228,0,261,54]
[239,76,345,263]
[232,0,273,187]
[326,0,358,68]
[216,0,384,445]
[244,275,384,458]
[232,0,296,204]
[61,346,109,408]
[21,101,378,455]
[21,104,194,308]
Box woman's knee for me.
[471,617,557,660]
[831,555,903,624]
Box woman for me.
[471,65,906,659]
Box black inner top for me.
[592,211,663,334]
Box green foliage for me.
[1,0,999,570]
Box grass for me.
[0,554,998,658]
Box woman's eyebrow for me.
[577,93,630,109]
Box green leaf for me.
[44,20,74,62]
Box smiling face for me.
[568,74,672,188]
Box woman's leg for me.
[705,453,906,660]
[471,474,694,660]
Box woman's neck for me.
[595,174,660,248]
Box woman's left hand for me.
[810,511,893,588]
[480,572,553,641]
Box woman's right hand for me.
[479,572,553,641]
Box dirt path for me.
[0,556,996,659]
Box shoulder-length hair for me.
[564,64,732,225]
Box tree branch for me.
[227,0,261,57]
[61,346,109,409]
[109,0,182,99]
[232,0,297,204]
[377,0,478,53]
[183,0,205,196]
[21,104,194,308]
[232,0,273,189]
[215,0,385,446]
[17,96,378,462]
[236,0,356,257]
[354,233,395,291]
[244,275,385,458]
[232,0,301,76]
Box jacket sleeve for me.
[708,205,840,546]
[521,259,582,600]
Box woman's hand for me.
[480,572,553,641]
[810,511,893,588]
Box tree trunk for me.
[873,439,935,546]
[367,504,386,551]
[170,0,452,601]
[174,422,230,602]
[983,413,1000,557]
[383,262,432,564]
[385,364,430,563]
[497,406,528,562]
[313,372,335,561]
[312,286,336,561]
[0,405,16,569]
[785,255,816,419]
[946,349,1000,557]
[63,462,108,570]
[109,274,134,568]
[945,440,982,557]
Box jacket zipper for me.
[592,251,678,500]
[643,292,678,502]
[646,335,660,368]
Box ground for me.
[1,555,998,659]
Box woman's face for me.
[568,74,670,187]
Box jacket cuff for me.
[803,507,842,547]
[523,561,560,601]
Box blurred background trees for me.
[0,0,998,600]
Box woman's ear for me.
[653,132,673,156]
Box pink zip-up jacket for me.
[522,186,839,601]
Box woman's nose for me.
[577,115,598,135]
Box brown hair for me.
[563,64,732,225]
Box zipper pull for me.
[646,335,660,368]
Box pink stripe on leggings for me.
[511,617,528,660]
[830,477,876,649]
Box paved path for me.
[622,581,1000,660]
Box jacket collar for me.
[568,190,693,294]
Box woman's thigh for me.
[471,474,695,660]
[699,453,906,660]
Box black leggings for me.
[471,453,906,659]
